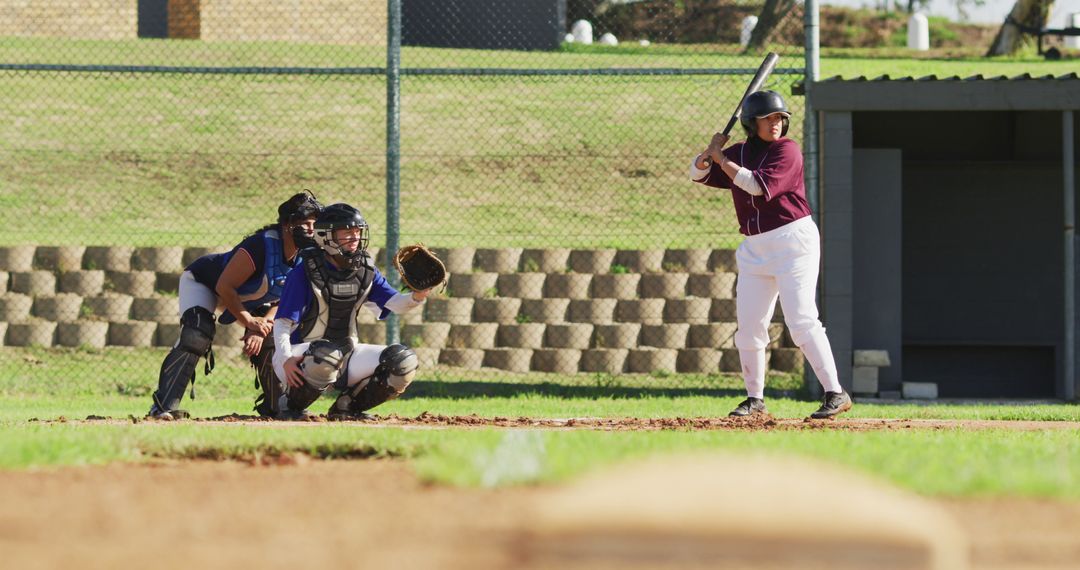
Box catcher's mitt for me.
[394,243,447,291]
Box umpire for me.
[269,203,436,420]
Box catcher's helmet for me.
[314,203,370,269]
[739,90,791,138]
[278,190,324,224]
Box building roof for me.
[810,73,1080,111]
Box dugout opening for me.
[812,78,1080,400]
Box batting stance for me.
[148,191,323,420]
[270,203,434,420]
[689,90,852,419]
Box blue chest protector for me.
[219,229,301,324]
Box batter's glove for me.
[394,243,447,292]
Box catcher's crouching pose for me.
[270,203,444,420]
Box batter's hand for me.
[283,356,306,388]
[706,132,730,164]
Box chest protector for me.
[298,252,375,343]
[219,229,301,324]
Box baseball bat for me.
[722,52,780,136]
[702,52,779,167]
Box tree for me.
[986,0,1053,55]
[745,0,796,52]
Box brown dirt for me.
[0,460,1076,570]
[63,412,1080,432]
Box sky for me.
[822,0,1080,25]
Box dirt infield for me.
[0,460,1077,570]
[61,412,1080,431]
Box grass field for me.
[3,38,1077,247]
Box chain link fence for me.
[0,0,808,400]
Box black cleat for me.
[810,391,853,419]
[728,397,767,417]
[147,404,189,421]
[327,409,376,422]
[275,408,316,421]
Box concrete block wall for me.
[0,1,137,40]
[0,245,801,375]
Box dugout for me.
[811,74,1080,399]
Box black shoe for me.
[147,404,189,421]
[275,408,316,421]
[810,391,852,419]
[327,409,376,422]
[729,397,767,417]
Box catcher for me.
[269,202,446,420]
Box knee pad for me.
[301,339,349,390]
[178,306,216,356]
[379,344,419,393]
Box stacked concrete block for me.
[447,323,499,349]
[0,246,36,272]
[590,273,640,299]
[106,271,157,297]
[663,298,712,324]
[497,323,547,349]
[543,273,592,299]
[472,298,522,324]
[580,349,629,374]
[6,321,57,347]
[532,348,582,374]
[434,247,475,274]
[448,273,498,298]
[483,348,533,373]
[520,248,570,273]
[613,250,664,273]
[57,321,110,349]
[414,347,441,368]
[497,273,546,299]
[770,348,804,373]
[34,246,86,272]
[425,298,475,324]
[677,348,721,373]
[852,350,890,396]
[474,248,522,273]
[33,294,84,322]
[544,323,594,349]
[592,323,641,349]
[0,271,8,293]
[131,297,178,323]
[0,294,34,322]
[663,249,712,273]
[709,299,738,323]
[59,270,106,296]
[83,293,133,322]
[568,249,616,274]
[641,324,690,349]
[439,348,485,369]
[402,322,451,349]
[640,273,688,298]
[84,246,134,272]
[615,299,665,325]
[687,273,737,299]
[709,249,738,272]
[688,323,737,349]
[719,349,744,372]
[567,299,617,324]
[0,321,7,346]
[108,321,158,347]
[156,272,183,294]
[519,299,570,324]
[11,271,57,296]
[156,323,181,347]
[627,348,677,373]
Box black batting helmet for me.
[740,90,791,138]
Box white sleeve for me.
[272,319,297,382]
[383,291,424,314]
[689,155,710,182]
[733,167,764,196]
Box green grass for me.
[3,38,1075,247]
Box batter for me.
[689,90,852,419]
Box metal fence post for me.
[385,0,403,345]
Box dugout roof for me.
[811,73,1080,111]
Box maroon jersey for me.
[696,137,811,236]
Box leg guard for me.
[150,307,216,416]
[251,343,281,417]
[330,344,418,417]
[276,340,349,419]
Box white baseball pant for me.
[732,216,842,398]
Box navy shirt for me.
[697,137,811,236]
[187,233,269,290]
[276,260,401,343]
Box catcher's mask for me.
[278,190,324,248]
[740,90,791,138]
[314,203,370,270]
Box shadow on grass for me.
[403,380,805,401]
